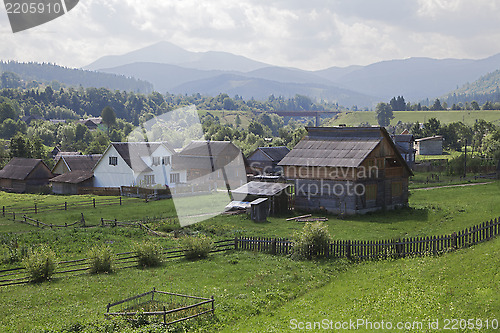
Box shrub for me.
[134,241,163,268]
[182,235,213,260]
[23,245,57,282]
[292,221,332,260]
[88,245,114,274]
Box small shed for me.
[52,154,102,175]
[415,136,443,155]
[250,198,269,222]
[0,158,53,193]
[49,171,94,195]
[231,181,291,215]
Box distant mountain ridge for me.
[84,41,500,107]
[0,61,153,93]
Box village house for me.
[49,154,102,195]
[93,142,186,189]
[173,141,246,187]
[414,135,444,155]
[0,158,53,193]
[391,131,416,166]
[278,127,413,215]
[246,146,290,175]
[78,117,102,130]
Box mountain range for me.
[84,41,500,107]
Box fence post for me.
[2,206,4,217]
[65,202,67,210]
[34,204,37,214]
[93,198,96,208]
[271,238,277,255]
[211,295,215,313]
[234,237,238,250]
[24,215,26,224]
[120,197,122,206]
[101,218,104,227]
[106,303,110,313]
[451,232,457,249]
[13,212,15,220]
[152,287,155,301]
[163,306,166,325]
[114,219,117,227]
[81,213,85,227]
[346,240,351,260]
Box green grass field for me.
[0,182,499,332]
[328,110,500,126]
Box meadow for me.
[0,181,499,332]
[328,110,500,126]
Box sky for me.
[1,0,500,71]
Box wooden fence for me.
[1,196,126,217]
[235,217,500,259]
[105,288,214,326]
[0,240,235,287]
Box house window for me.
[144,175,155,185]
[365,184,377,201]
[391,181,402,197]
[170,173,180,184]
[109,156,118,166]
[152,157,161,166]
[162,156,170,165]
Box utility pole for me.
[463,139,467,178]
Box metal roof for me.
[248,146,290,162]
[279,137,381,168]
[415,135,443,142]
[231,181,291,196]
[173,141,242,171]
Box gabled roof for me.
[173,141,241,170]
[95,142,175,173]
[279,127,413,174]
[0,158,51,180]
[393,134,414,143]
[49,170,94,184]
[248,146,290,162]
[53,155,101,173]
[279,127,383,168]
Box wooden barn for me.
[0,158,53,193]
[278,127,413,215]
[415,135,443,155]
[50,171,94,195]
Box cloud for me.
[1,0,500,70]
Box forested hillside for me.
[0,61,153,93]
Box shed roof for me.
[0,158,50,180]
[173,141,241,170]
[231,181,291,196]
[49,171,94,184]
[415,135,443,142]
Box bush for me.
[182,235,213,260]
[292,221,332,260]
[134,241,163,268]
[23,245,57,282]
[88,245,114,274]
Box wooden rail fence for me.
[105,288,214,326]
[0,240,234,287]
[1,197,127,217]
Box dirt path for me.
[412,181,494,191]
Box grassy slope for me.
[328,110,500,126]
[230,237,500,333]
[0,183,499,331]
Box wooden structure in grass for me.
[278,127,413,215]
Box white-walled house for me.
[93,142,187,188]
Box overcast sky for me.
[1,0,500,71]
